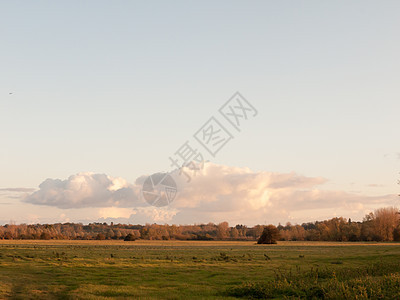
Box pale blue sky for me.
[1,1,399,225]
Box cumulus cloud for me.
[171,164,327,211]
[24,172,143,209]
[24,163,398,225]
[164,163,396,225]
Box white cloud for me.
[166,163,396,225]
[23,163,398,225]
[24,172,143,209]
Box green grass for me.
[0,241,399,299]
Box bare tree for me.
[374,207,400,241]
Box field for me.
[0,240,400,299]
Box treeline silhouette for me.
[0,207,399,242]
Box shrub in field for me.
[124,233,136,241]
[257,225,280,244]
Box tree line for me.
[0,207,399,242]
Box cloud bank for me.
[24,173,142,209]
[24,164,397,225]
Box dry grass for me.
[0,240,400,298]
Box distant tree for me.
[216,222,229,239]
[95,233,106,240]
[344,222,361,241]
[393,227,400,242]
[113,230,123,240]
[230,227,239,239]
[4,232,13,240]
[124,233,136,241]
[373,207,399,241]
[257,225,280,244]
[193,233,213,240]
[289,225,306,241]
[0,207,398,242]
[140,227,149,239]
[305,229,320,241]
[40,232,51,240]
[248,225,264,240]
[361,217,374,241]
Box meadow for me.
[0,240,399,299]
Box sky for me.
[1,1,399,226]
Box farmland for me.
[0,240,400,299]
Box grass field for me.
[0,240,400,299]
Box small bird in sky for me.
[9,92,13,95]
